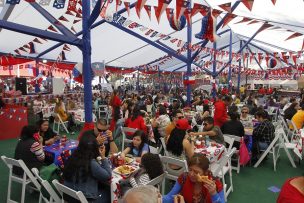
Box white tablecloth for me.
[194,143,226,163]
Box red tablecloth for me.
[0,107,28,140]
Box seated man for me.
[165,109,184,141]
[80,118,118,157]
[252,110,275,160]
[190,116,225,144]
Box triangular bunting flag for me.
[222,13,237,28]
[61,51,66,60]
[271,0,276,5]
[144,5,151,20]
[23,44,30,49]
[241,0,255,11]
[76,12,82,18]
[29,42,35,54]
[33,38,42,44]
[257,23,273,34]
[19,47,27,52]
[71,26,77,33]
[218,2,231,13]
[234,17,251,24]
[14,49,21,55]
[302,39,304,51]
[176,0,189,21]
[191,3,209,17]
[73,19,81,24]
[115,0,122,12]
[124,2,130,16]
[154,0,172,23]
[48,25,58,32]
[58,16,69,22]
[184,8,192,25]
[135,0,147,18]
[67,0,77,12]
[63,44,71,51]
[65,10,74,16]
[212,9,222,18]
[247,19,259,25]
[285,32,303,41]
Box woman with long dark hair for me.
[64,131,111,203]
[37,119,59,145]
[121,130,150,163]
[13,125,45,176]
[125,104,147,135]
[166,119,194,161]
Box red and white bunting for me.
[115,0,122,12]
[241,0,255,11]
[222,13,237,28]
[234,17,251,24]
[144,5,151,19]
[176,0,188,21]
[154,0,172,23]
[124,2,130,16]
[135,0,148,18]
[218,2,231,13]
[285,32,303,41]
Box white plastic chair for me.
[52,179,88,203]
[268,107,278,122]
[146,172,167,192]
[223,135,235,153]
[53,113,69,134]
[159,156,188,194]
[98,105,108,119]
[121,127,137,151]
[224,134,241,173]
[159,137,169,156]
[31,168,61,203]
[286,119,300,141]
[253,128,296,171]
[1,156,41,203]
[149,145,162,155]
[210,148,236,201]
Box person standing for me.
[213,96,231,127]
[109,90,122,132]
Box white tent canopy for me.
[0,0,303,73]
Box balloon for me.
[268,58,277,68]
[169,15,186,31]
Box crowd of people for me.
[9,84,304,203]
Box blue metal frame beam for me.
[227,30,233,88]
[216,24,264,77]
[244,41,264,71]
[88,0,103,26]
[190,1,241,63]
[186,0,192,105]
[27,1,78,41]
[107,21,188,63]
[37,2,137,58]
[0,20,81,46]
[237,41,242,91]
[0,4,15,32]
[248,42,296,68]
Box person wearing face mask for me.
[163,154,225,203]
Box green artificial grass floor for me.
[0,130,303,203]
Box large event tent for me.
[0,0,303,125]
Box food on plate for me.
[197,175,210,183]
[124,156,134,164]
[115,165,136,175]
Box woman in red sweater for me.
[109,90,122,132]
[125,104,147,136]
[277,176,304,203]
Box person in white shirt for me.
[283,98,296,112]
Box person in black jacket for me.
[284,103,299,121]
[221,112,245,149]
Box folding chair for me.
[254,129,296,171]
[52,179,88,203]
[98,105,108,119]
[149,145,162,155]
[1,156,41,203]
[159,156,188,194]
[210,148,236,201]
[159,137,169,156]
[146,172,167,192]
[53,113,69,134]
[223,135,235,153]
[224,134,241,173]
[121,127,137,151]
[286,119,300,141]
[31,168,61,203]
[268,107,278,122]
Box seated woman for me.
[166,119,194,173]
[277,176,304,203]
[37,119,60,145]
[240,106,253,128]
[163,154,225,203]
[63,131,111,203]
[125,104,147,135]
[152,105,171,142]
[54,98,74,132]
[13,125,45,176]
[284,102,299,121]
[121,130,150,163]
[120,153,164,193]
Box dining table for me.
[43,139,78,167]
[194,140,226,164]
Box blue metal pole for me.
[82,0,93,124]
[186,0,192,106]
[136,69,140,91]
[35,60,40,93]
[212,42,217,98]
[237,41,242,92]
[227,30,233,90]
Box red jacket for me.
[214,100,228,127]
[125,116,147,135]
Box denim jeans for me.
[258,142,269,151]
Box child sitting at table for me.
[119,153,164,194]
[120,130,150,163]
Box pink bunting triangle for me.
[247,19,259,25]
[212,9,222,18]
[33,38,43,44]
[124,2,130,16]
[59,16,69,22]
[285,32,303,41]
[71,26,77,33]
[271,0,276,5]
[241,0,255,11]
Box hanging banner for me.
[176,0,188,21]
[218,2,231,13]
[144,5,151,20]
[135,0,148,18]
[241,0,255,11]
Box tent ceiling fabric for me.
[0,0,303,72]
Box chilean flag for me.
[72,63,83,83]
